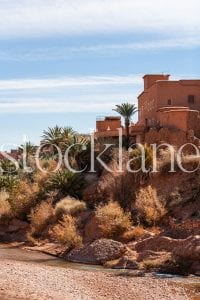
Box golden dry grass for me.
[0,190,11,219]
[50,215,82,248]
[135,185,166,226]
[9,180,40,218]
[121,226,146,241]
[55,196,86,219]
[95,201,132,239]
[28,200,54,236]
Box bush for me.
[95,202,132,239]
[9,180,41,220]
[135,185,166,226]
[121,226,146,241]
[28,200,54,237]
[46,170,85,198]
[55,196,86,219]
[50,215,82,249]
[0,175,19,192]
[0,159,18,175]
[0,190,11,219]
[129,144,153,173]
[112,172,136,210]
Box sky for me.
[0,0,200,149]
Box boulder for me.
[0,218,29,242]
[190,261,200,275]
[25,243,67,257]
[110,256,138,269]
[67,239,126,264]
[137,250,172,262]
[6,219,28,233]
[135,235,200,258]
[134,236,180,253]
[172,235,200,261]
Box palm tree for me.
[60,127,77,152]
[19,142,36,157]
[113,103,138,150]
[41,126,63,147]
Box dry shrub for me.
[83,151,136,210]
[135,186,166,226]
[129,144,153,173]
[28,200,54,237]
[121,226,146,241]
[83,167,136,209]
[112,172,136,210]
[82,175,111,208]
[167,190,183,208]
[55,196,86,219]
[0,190,12,219]
[156,148,180,174]
[9,180,40,219]
[33,171,51,189]
[149,226,161,235]
[50,215,82,248]
[141,255,171,271]
[40,160,59,173]
[95,201,132,239]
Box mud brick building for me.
[95,74,200,146]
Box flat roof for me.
[143,74,170,78]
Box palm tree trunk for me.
[125,117,130,150]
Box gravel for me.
[0,258,190,300]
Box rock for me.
[67,239,126,264]
[190,261,200,275]
[134,236,180,253]
[111,256,138,269]
[6,219,28,233]
[134,235,200,275]
[135,235,200,260]
[121,227,155,243]
[77,211,93,230]
[0,219,29,242]
[172,235,200,261]
[83,215,104,242]
[137,250,172,263]
[25,243,67,257]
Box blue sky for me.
[0,0,200,148]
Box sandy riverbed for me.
[0,245,199,300]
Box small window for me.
[168,99,172,105]
[188,95,195,104]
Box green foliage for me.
[42,125,64,147]
[0,158,18,175]
[0,175,19,192]
[113,102,138,119]
[129,144,153,172]
[41,126,89,169]
[19,142,36,157]
[46,170,85,198]
[113,102,138,150]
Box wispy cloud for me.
[0,74,140,113]
[0,0,199,38]
[1,74,199,114]
[0,97,136,113]
[0,75,142,90]
[1,36,200,61]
